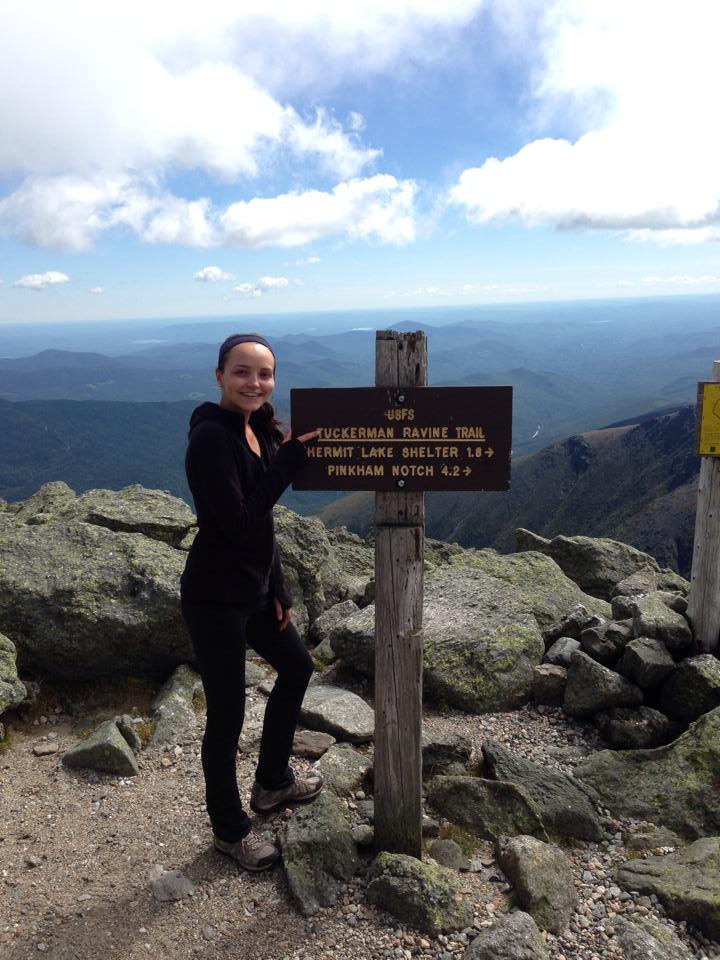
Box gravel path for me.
[1,680,719,960]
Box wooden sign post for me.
[291,330,512,856]
[373,330,426,856]
[688,362,720,655]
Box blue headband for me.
[218,334,276,369]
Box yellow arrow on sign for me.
[486,448,494,458]
[463,466,471,476]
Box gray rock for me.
[624,825,682,852]
[532,664,566,707]
[352,824,374,847]
[114,714,142,754]
[311,635,337,664]
[616,637,676,689]
[0,632,26,715]
[292,729,336,759]
[421,729,472,779]
[563,651,643,718]
[628,593,693,656]
[299,684,374,743]
[148,865,196,902]
[426,776,547,842]
[149,664,202,749]
[334,548,611,714]
[463,910,548,959]
[657,590,688,615]
[575,710,720,838]
[612,594,637,620]
[612,565,659,598]
[0,518,190,680]
[366,852,473,935]
[62,719,140,776]
[334,562,590,714]
[280,791,358,916]
[614,915,694,960]
[11,481,77,524]
[244,660,269,687]
[312,742,372,796]
[482,740,602,841]
[497,834,577,935]
[543,636,581,667]
[428,839,470,871]
[616,837,720,940]
[594,706,672,749]
[658,654,720,723]
[544,604,594,642]
[309,599,359,646]
[274,507,371,627]
[515,530,660,600]
[63,485,196,547]
[580,619,626,665]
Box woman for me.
[181,332,322,872]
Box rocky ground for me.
[1,674,719,960]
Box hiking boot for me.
[250,771,324,814]
[213,830,280,872]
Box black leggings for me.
[181,597,314,842]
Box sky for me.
[1,0,720,324]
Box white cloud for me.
[0,172,416,251]
[451,0,720,243]
[90,286,105,294]
[194,265,235,282]
[296,256,321,265]
[221,175,416,247]
[640,274,720,286]
[231,275,289,298]
[14,271,70,290]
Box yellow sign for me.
[697,382,720,455]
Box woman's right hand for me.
[283,428,321,444]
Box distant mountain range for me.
[318,405,698,576]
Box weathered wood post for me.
[688,360,720,654]
[373,330,427,857]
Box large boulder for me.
[463,910,548,960]
[627,593,693,656]
[482,740,602,841]
[616,637,676,690]
[312,742,373,796]
[657,654,720,723]
[279,791,358,916]
[594,706,673,750]
[274,507,370,624]
[0,632,26,716]
[12,482,196,546]
[332,556,607,713]
[497,834,577,934]
[563,651,643,719]
[613,916,694,960]
[426,776,547,842]
[514,530,660,600]
[366,852,473,935]
[575,710,720,838]
[0,517,190,680]
[451,549,611,635]
[616,837,720,941]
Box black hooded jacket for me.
[180,402,306,606]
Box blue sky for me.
[1,0,720,324]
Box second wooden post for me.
[373,329,427,857]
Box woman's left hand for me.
[274,597,292,632]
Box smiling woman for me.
[180,331,322,873]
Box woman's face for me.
[216,342,275,417]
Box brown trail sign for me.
[291,330,512,857]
